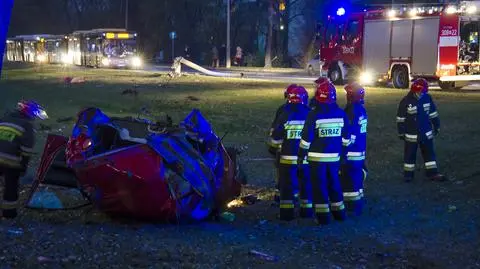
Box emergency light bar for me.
[356,1,479,19]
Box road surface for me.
[145,63,480,90]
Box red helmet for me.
[314,77,337,103]
[344,82,365,104]
[411,78,429,94]
[284,84,298,99]
[287,85,309,105]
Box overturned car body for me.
[26,108,245,222]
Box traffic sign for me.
[169,31,177,40]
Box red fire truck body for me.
[319,2,480,90]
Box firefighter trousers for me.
[278,163,311,220]
[0,167,21,219]
[341,160,364,216]
[275,153,298,201]
[310,161,346,225]
[403,139,439,180]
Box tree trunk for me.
[264,5,273,68]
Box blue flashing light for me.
[337,7,346,16]
[0,0,15,77]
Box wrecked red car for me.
[26,108,246,222]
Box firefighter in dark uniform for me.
[270,84,298,136]
[268,85,311,220]
[0,100,48,219]
[268,84,299,204]
[298,78,351,225]
[396,78,446,182]
[341,82,368,216]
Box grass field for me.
[1,63,480,268]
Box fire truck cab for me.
[318,1,480,90]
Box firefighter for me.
[341,82,368,216]
[396,78,446,182]
[268,85,311,220]
[298,78,350,225]
[269,84,298,136]
[268,84,299,204]
[0,100,48,219]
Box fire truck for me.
[318,1,480,90]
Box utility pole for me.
[226,0,231,68]
[125,0,129,30]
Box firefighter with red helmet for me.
[268,84,301,205]
[341,82,368,216]
[269,84,299,136]
[396,78,446,182]
[298,78,350,225]
[268,85,312,220]
[0,100,48,219]
[308,77,326,109]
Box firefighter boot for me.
[329,163,347,222]
[298,164,313,218]
[2,170,20,219]
[278,164,295,221]
[314,205,331,225]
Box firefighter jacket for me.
[0,111,35,169]
[298,103,351,163]
[396,92,440,143]
[308,98,319,110]
[270,103,287,136]
[268,103,310,165]
[344,103,367,162]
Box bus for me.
[67,28,142,69]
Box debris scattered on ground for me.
[57,117,74,123]
[248,250,278,262]
[220,212,236,222]
[241,194,258,205]
[64,77,86,84]
[121,88,138,96]
[37,256,54,263]
[186,96,200,101]
[7,228,23,236]
[39,123,52,131]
